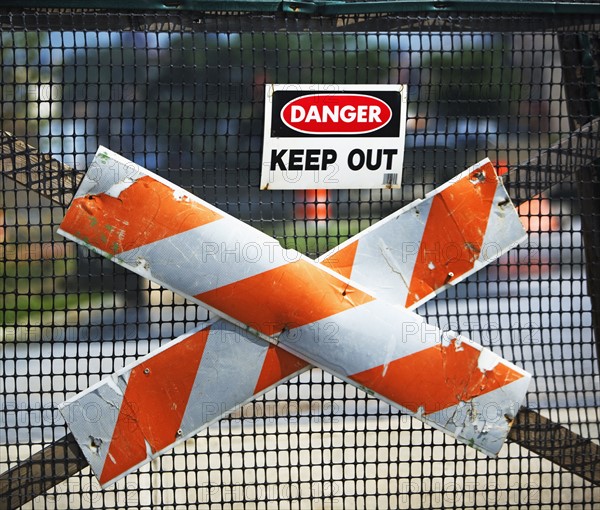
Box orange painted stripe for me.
[253,345,309,394]
[99,328,210,485]
[196,259,375,336]
[320,240,359,280]
[350,340,524,415]
[61,176,222,255]
[405,163,498,308]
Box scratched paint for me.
[320,158,527,310]
[58,148,530,487]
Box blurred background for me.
[1,6,599,509]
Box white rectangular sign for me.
[260,84,407,190]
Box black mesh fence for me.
[1,3,600,509]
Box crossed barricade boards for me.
[57,148,530,487]
[3,129,600,504]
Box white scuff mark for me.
[104,178,136,199]
[107,452,117,465]
[108,374,125,397]
[453,335,464,352]
[382,362,390,378]
[379,318,400,380]
[377,238,410,289]
[97,390,122,411]
[477,349,501,373]
[428,261,435,270]
[144,438,153,457]
[440,330,458,348]
[173,189,190,202]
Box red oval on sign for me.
[280,94,393,135]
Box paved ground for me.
[2,406,599,509]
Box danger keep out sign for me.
[260,84,407,190]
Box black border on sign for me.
[270,90,402,138]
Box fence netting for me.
[1,6,600,509]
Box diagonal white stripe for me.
[58,372,129,477]
[478,182,527,266]
[116,221,295,298]
[347,197,433,308]
[279,299,439,376]
[180,322,270,433]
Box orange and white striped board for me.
[58,148,530,487]
[318,157,526,309]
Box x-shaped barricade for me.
[57,148,530,487]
